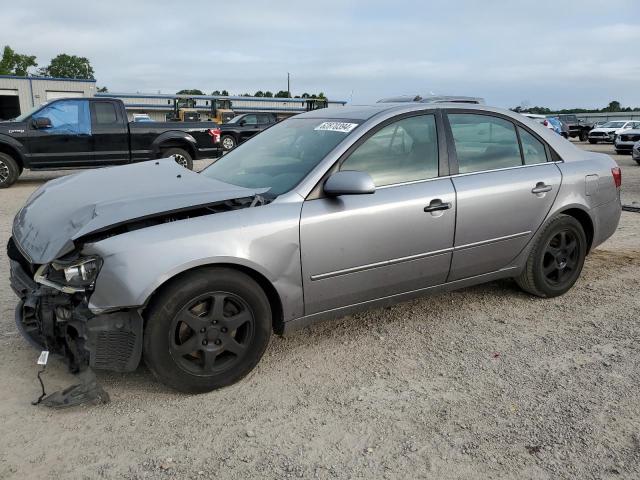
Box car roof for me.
[297,103,524,121]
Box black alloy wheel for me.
[541,230,580,287]
[143,267,271,393]
[169,291,255,375]
[516,214,587,298]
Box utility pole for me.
[287,72,290,98]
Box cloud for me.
[0,0,638,108]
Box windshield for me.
[13,104,46,122]
[201,118,360,195]
[602,121,626,128]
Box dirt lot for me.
[0,142,639,480]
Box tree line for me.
[1,45,95,79]
[512,100,640,115]
[177,88,326,99]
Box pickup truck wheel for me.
[143,267,272,393]
[516,215,587,298]
[163,148,193,170]
[221,135,236,150]
[0,152,19,188]
[579,131,588,142]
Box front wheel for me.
[221,135,236,150]
[0,152,20,188]
[516,215,587,298]
[579,131,588,142]
[143,268,272,393]
[163,148,193,170]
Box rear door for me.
[27,99,93,168]
[300,113,455,315]
[445,111,562,281]
[90,100,130,165]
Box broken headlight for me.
[52,256,103,288]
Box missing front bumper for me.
[11,258,144,373]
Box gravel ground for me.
[0,142,638,479]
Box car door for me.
[299,113,455,315]
[445,111,562,281]
[90,100,130,165]
[238,114,260,142]
[27,99,93,168]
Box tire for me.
[143,267,272,393]
[221,135,236,151]
[579,131,588,142]
[0,152,20,188]
[516,214,587,298]
[588,139,597,144]
[162,147,193,170]
[635,159,640,165]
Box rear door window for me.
[518,127,548,165]
[94,102,118,124]
[448,113,522,173]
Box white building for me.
[0,75,96,119]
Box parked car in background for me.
[523,114,568,138]
[556,114,593,141]
[633,141,640,164]
[588,120,640,144]
[614,128,640,155]
[0,97,222,187]
[9,102,621,394]
[131,113,153,122]
[219,113,278,150]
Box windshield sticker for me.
[314,122,359,133]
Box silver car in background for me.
[9,103,622,393]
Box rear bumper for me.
[10,255,143,372]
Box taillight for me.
[208,128,221,143]
[543,120,549,126]
[611,167,622,188]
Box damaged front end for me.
[8,237,143,374]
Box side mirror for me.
[324,171,375,196]
[33,117,52,129]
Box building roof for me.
[0,74,96,83]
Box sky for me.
[1,0,639,109]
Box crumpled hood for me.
[13,158,267,264]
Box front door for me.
[445,112,562,281]
[238,114,261,142]
[300,113,455,315]
[27,99,93,168]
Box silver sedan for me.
[9,103,622,393]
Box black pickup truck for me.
[219,113,277,150]
[0,97,222,188]
[556,114,593,141]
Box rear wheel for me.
[143,268,272,393]
[516,215,587,298]
[162,147,193,170]
[0,152,20,188]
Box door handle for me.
[531,182,552,194]
[424,199,452,213]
